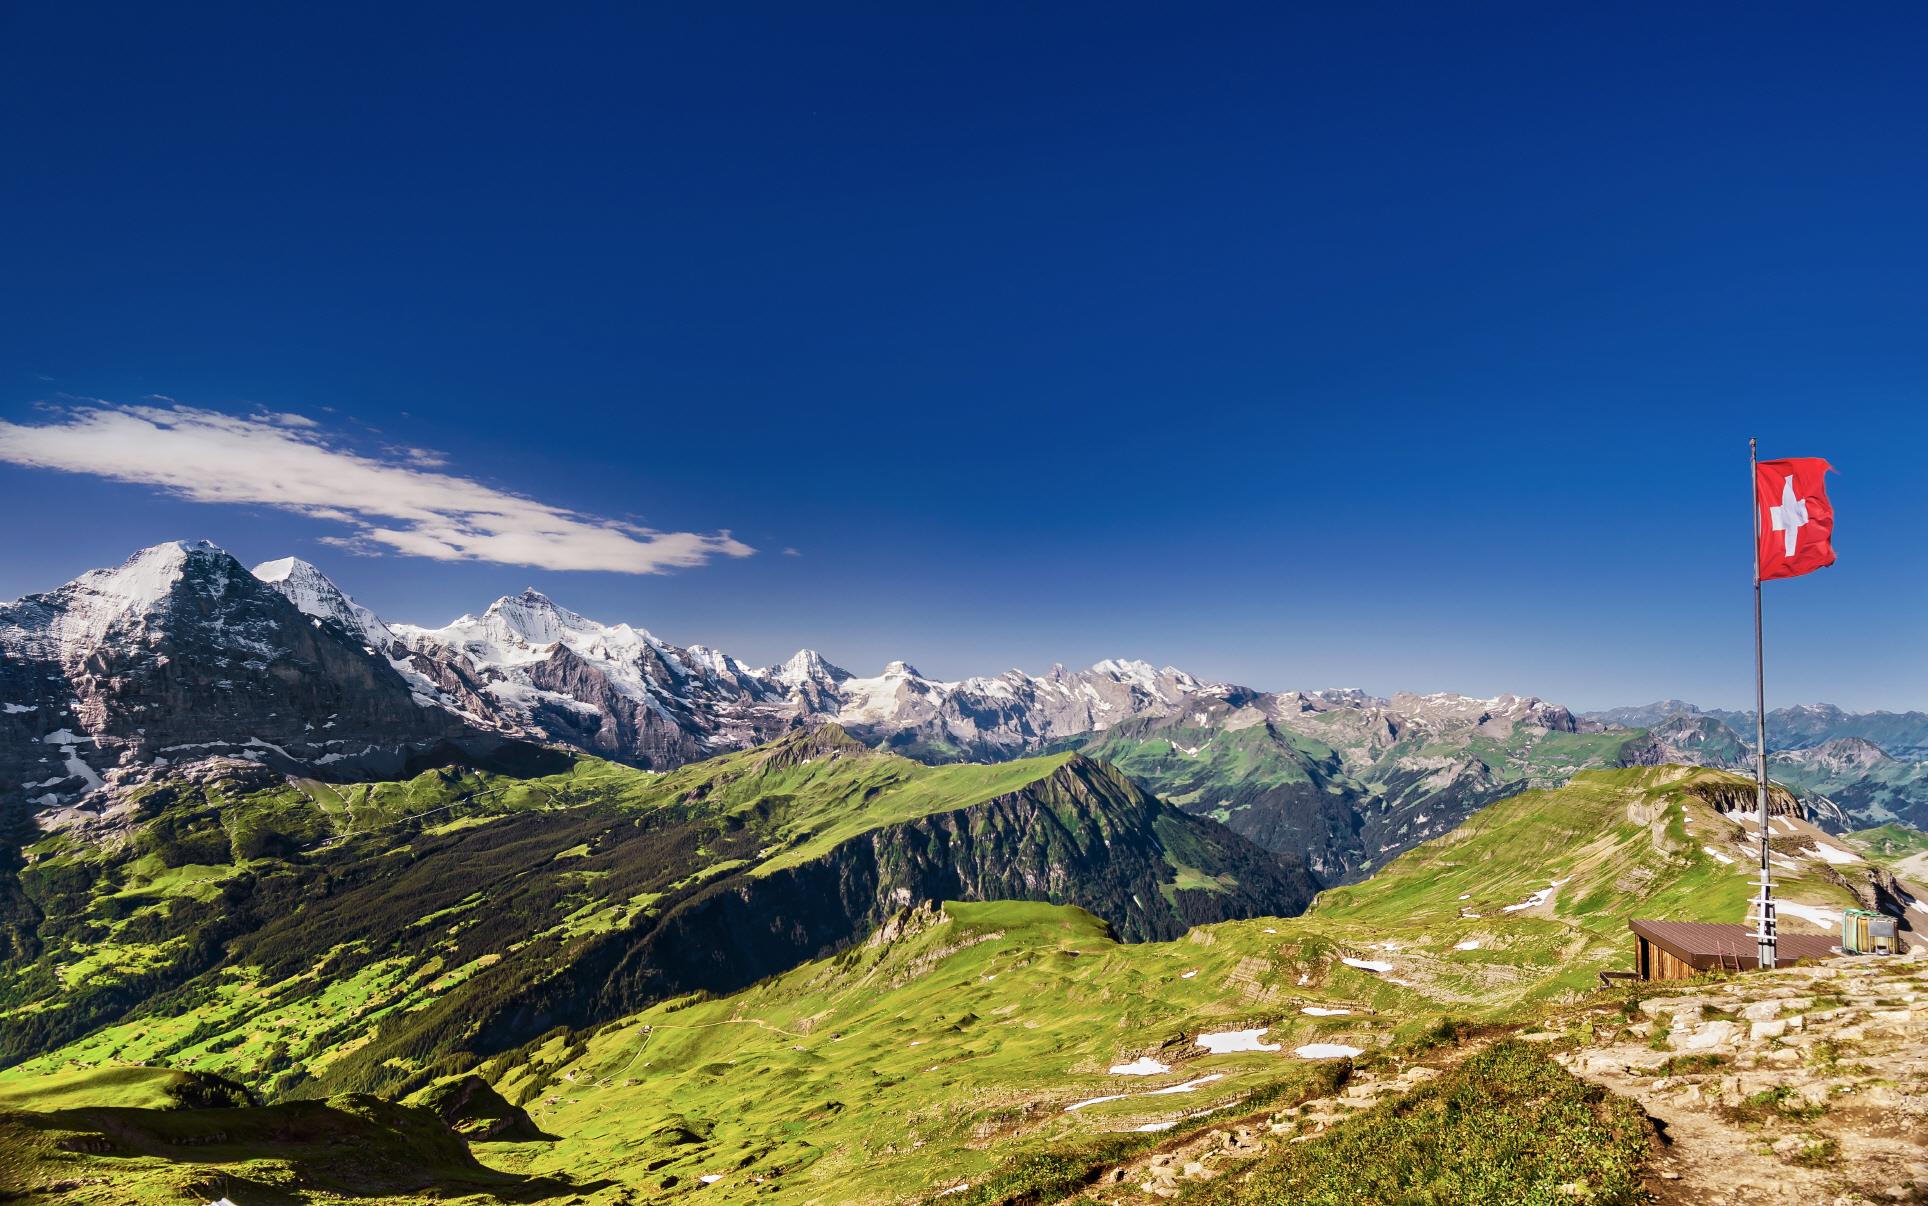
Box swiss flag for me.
[1756,457,1835,581]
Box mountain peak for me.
[477,588,592,645]
[775,648,850,688]
[250,555,315,584]
[252,555,391,648]
[40,539,245,651]
[881,660,923,678]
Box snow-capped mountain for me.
[387,588,791,767]
[0,542,474,821]
[10,542,1927,848]
[379,585,1226,766]
[252,556,395,650]
[4,544,1612,800]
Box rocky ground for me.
[1071,951,1925,1204]
[1561,952,1928,1205]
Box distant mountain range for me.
[1583,701,1928,830]
[6,542,1928,876]
[1582,700,1928,760]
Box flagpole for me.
[1752,437,1777,970]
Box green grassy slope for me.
[1189,1041,1651,1206]
[3,763,1858,1204]
[0,1066,190,1113]
[1,727,1311,1105]
[1310,766,1862,999]
[1845,822,1928,863]
[460,766,1839,1203]
[483,900,1372,1203]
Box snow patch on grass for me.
[1148,1074,1225,1095]
[1064,1094,1128,1112]
[1774,900,1845,930]
[1501,878,1569,913]
[1197,1028,1279,1054]
[1109,1056,1170,1076]
[1294,1043,1363,1059]
[1803,843,1861,866]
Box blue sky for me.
[2,4,1923,710]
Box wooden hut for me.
[1628,919,1839,981]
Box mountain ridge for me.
[8,541,1928,867]
[0,726,1317,1102]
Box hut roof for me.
[1629,919,1838,971]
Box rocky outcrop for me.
[1687,777,1803,818]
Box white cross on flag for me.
[1755,457,1835,581]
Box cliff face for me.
[462,754,1318,1066]
[1686,777,1804,818]
[0,542,476,816]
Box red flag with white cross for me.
[1755,457,1835,581]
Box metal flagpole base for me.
[1755,874,1777,970]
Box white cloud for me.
[0,403,755,574]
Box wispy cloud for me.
[0,403,755,574]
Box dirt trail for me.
[1559,952,1928,1205]
[1071,952,1928,1204]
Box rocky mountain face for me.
[1645,712,1752,769]
[390,587,794,768]
[243,555,1648,877]
[0,542,478,824]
